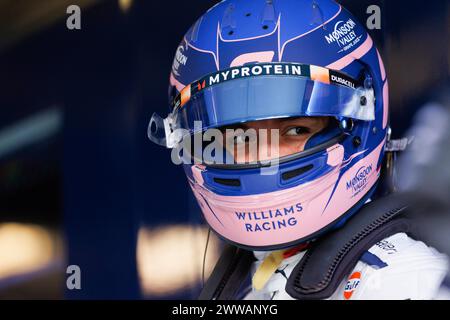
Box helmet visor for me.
[148,63,374,148]
[175,75,374,133]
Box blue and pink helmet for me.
[148,0,389,251]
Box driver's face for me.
[222,117,330,163]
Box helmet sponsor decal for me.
[325,19,363,53]
[346,164,374,198]
[172,62,362,110]
[172,44,189,77]
[235,203,303,233]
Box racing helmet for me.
[148,0,389,251]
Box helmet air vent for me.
[213,177,241,187]
[282,164,314,181]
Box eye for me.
[285,126,310,136]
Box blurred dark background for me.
[0,0,448,299]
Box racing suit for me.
[244,233,449,300]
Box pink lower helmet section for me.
[189,139,385,249]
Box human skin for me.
[222,117,330,163]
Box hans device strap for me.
[199,193,411,300]
[285,193,410,299]
[198,244,255,300]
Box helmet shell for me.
[168,0,389,250]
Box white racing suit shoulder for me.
[244,233,449,300]
[331,232,449,300]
